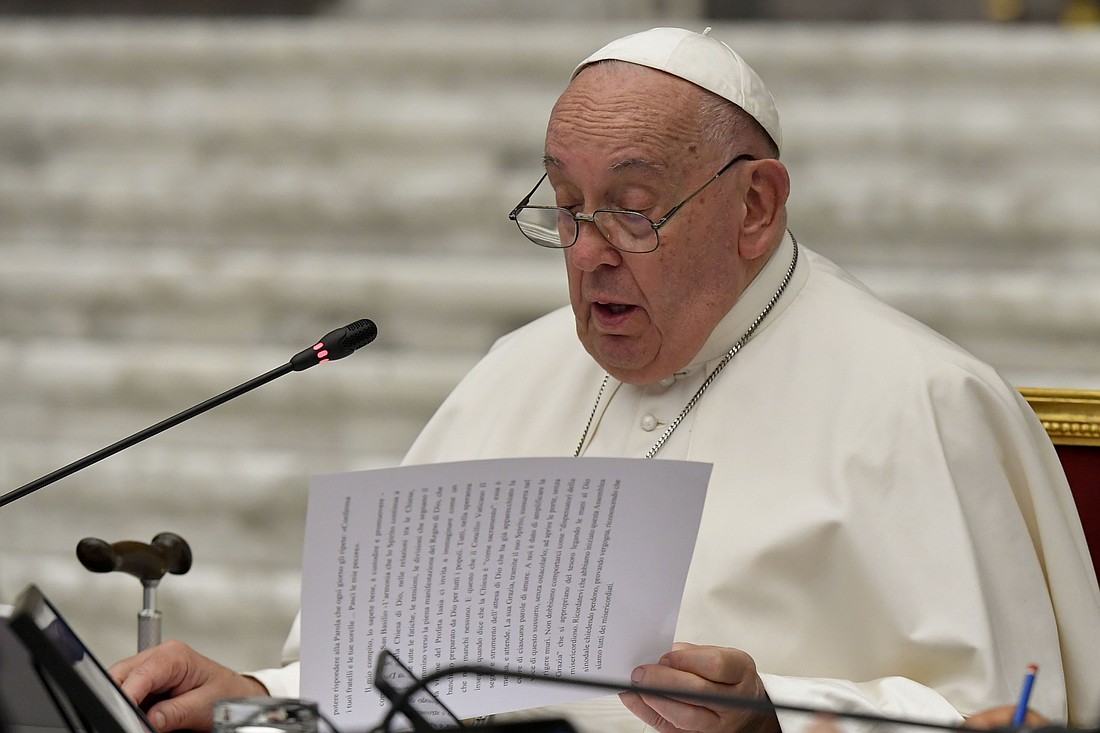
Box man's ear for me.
[739,159,790,260]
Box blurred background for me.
[0,0,1098,674]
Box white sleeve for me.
[245,612,302,698]
[760,674,963,732]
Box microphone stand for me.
[0,319,377,509]
[0,364,291,510]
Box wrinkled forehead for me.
[546,64,712,168]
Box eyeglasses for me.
[508,154,755,254]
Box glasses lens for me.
[593,211,658,253]
[514,207,573,248]
[374,650,463,731]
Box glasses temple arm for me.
[508,172,549,219]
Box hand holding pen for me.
[964,665,1047,730]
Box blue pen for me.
[1012,664,1038,727]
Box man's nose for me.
[567,217,621,271]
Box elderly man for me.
[111,27,1100,733]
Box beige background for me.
[1,9,1098,674]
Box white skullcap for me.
[572,26,782,153]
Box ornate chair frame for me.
[1019,388,1100,576]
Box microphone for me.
[290,319,378,371]
[0,319,378,509]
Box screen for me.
[1,604,72,733]
[7,585,155,733]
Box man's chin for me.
[583,338,666,386]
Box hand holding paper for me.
[620,643,779,733]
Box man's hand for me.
[109,639,269,732]
[964,705,1049,729]
[619,642,780,733]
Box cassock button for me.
[640,414,659,432]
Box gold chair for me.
[1019,388,1100,576]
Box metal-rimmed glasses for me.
[507,154,756,254]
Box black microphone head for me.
[290,319,378,371]
[330,319,379,358]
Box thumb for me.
[146,689,215,732]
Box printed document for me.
[299,456,710,730]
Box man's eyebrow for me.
[609,158,666,175]
[542,154,666,175]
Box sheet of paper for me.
[299,456,711,730]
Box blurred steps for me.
[0,19,1097,671]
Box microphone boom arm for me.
[0,363,291,509]
[0,319,377,509]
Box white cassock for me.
[253,233,1100,732]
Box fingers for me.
[624,688,723,733]
[110,640,193,707]
[109,640,266,732]
[620,690,698,733]
[624,646,778,733]
[634,645,765,710]
[144,680,239,732]
[964,705,1049,730]
[658,645,762,688]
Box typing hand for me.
[109,640,268,732]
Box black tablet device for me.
[0,603,71,733]
[6,585,155,733]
